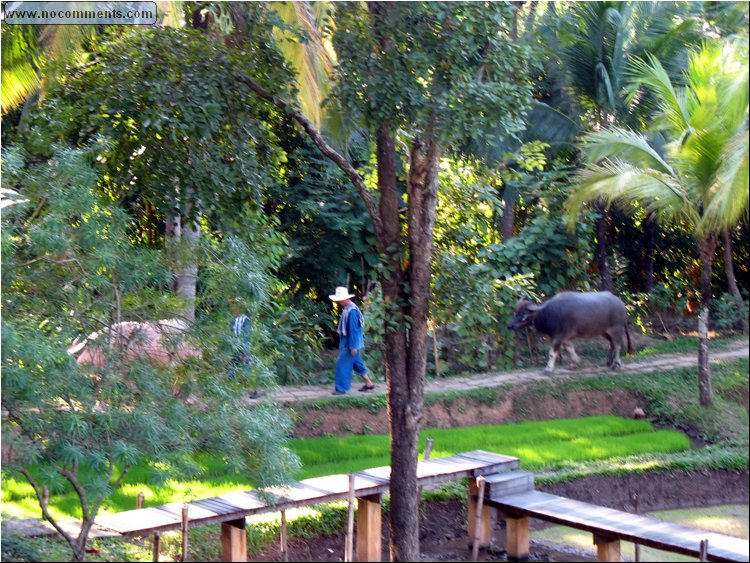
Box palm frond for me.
[629,54,690,132]
[1,25,44,114]
[566,160,699,232]
[701,127,749,234]
[269,1,334,129]
[582,127,674,175]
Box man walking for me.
[329,287,375,395]
[228,299,262,400]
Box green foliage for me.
[17,23,292,232]
[569,39,749,239]
[267,141,379,301]
[1,145,300,560]
[0,533,45,563]
[432,262,534,373]
[331,2,533,145]
[480,213,593,298]
[624,282,695,337]
[712,292,750,332]
[433,156,504,258]
[359,284,387,380]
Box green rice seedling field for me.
[2,416,690,521]
[290,415,689,478]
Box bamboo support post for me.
[280,510,288,562]
[181,503,189,562]
[632,492,641,562]
[152,532,160,563]
[470,476,487,562]
[468,478,492,551]
[417,438,434,504]
[345,474,355,562]
[423,438,434,461]
[432,325,441,377]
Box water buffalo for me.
[508,291,633,374]
[68,319,201,369]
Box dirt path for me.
[254,340,749,404]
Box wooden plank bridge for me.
[92,449,749,562]
[485,489,749,562]
[95,449,517,561]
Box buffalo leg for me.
[603,334,614,367]
[544,342,562,374]
[611,342,623,370]
[604,332,623,370]
[563,342,581,369]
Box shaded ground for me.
[248,469,749,562]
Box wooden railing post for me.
[152,532,160,563]
[280,511,288,562]
[345,474,355,562]
[221,518,247,562]
[632,492,641,562]
[356,493,383,562]
[181,503,189,562]
[699,539,708,562]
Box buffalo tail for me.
[625,322,633,355]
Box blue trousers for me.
[334,348,367,392]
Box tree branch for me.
[60,466,91,522]
[238,75,384,238]
[19,467,78,552]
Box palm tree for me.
[558,1,703,290]
[566,39,749,406]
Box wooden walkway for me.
[95,449,517,536]
[94,449,518,561]
[90,448,750,562]
[485,490,749,562]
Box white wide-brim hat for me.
[329,286,355,301]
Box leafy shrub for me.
[711,292,749,333]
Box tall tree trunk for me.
[722,229,748,333]
[596,202,612,291]
[697,233,718,406]
[643,212,656,293]
[375,124,441,561]
[393,135,439,563]
[500,184,518,242]
[375,125,410,560]
[239,63,436,562]
[166,209,200,323]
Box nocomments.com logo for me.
[2,1,157,25]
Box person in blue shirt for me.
[329,287,375,395]
[228,299,262,400]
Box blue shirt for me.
[338,304,364,350]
